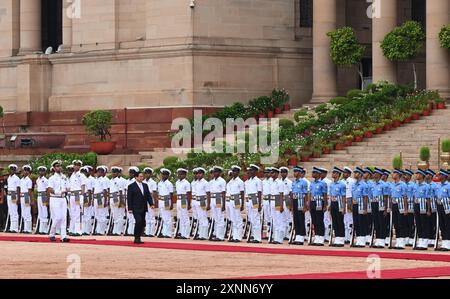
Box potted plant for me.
[441,139,450,167]
[418,146,431,170]
[364,127,374,138]
[383,119,393,131]
[344,135,353,146]
[272,89,290,113]
[312,146,322,159]
[82,110,116,155]
[374,123,384,134]
[392,115,402,128]
[392,154,403,170]
[300,151,312,162]
[288,154,298,166]
[403,112,412,123]
[335,138,346,151]
[411,109,421,120]
[435,98,446,109]
[354,130,364,142]
[322,143,332,155]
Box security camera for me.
[189,0,195,8]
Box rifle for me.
[434,211,440,251]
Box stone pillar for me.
[426,0,450,99]
[62,0,73,52]
[18,0,42,54]
[372,0,397,83]
[311,0,338,103]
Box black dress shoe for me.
[61,238,71,243]
[134,239,144,244]
[49,236,57,242]
[292,242,304,246]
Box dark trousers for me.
[437,204,447,239]
[444,213,450,241]
[352,204,368,237]
[133,211,146,240]
[330,202,344,238]
[0,201,7,230]
[292,199,306,237]
[407,213,415,239]
[367,211,373,235]
[371,203,384,239]
[392,204,408,238]
[414,203,429,239]
[310,201,324,236]
[428,212,437,240]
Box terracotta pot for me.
[283,103,291,111]
[437,102,446,109]
[90,141,116,155]
[300,156,310,162]
[354,136,363,142]
[335,143,345,151]
[404,117,411,123]
[258,113,266,119]
[288,157,298,166]
[375,127,383,134]
[267,111,274,118]
[275,107,283,114]
[364,131,373,138]
[423,109,431,116]
[322,148,331,155]
[383,124,392,131]
[392,119,401,127]
[313,151,321,159]
[412,113,420,120]
[344,140,353,146]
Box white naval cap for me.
[8,164,18,169]
[143,167,154,173]
[343,166,353,174]
[22,165,32,171]
[72,160,83,166]
[160,168,172,175]
[213,166,224,172]
[128,166,139,173]
[231,165,241,171]
[51,160,62,167]
[66,164,74,170]
[280,167,289,173]
[196,167,206,174]
[247,164,260,171]
[177,168,188,173]
[37,166,47,172]
[111,166,121,172]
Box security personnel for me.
[343,167,355,244]
[68,160,86,236]
[227,166,245,242]
[279,167,293,241]
[363,168,374,245]
[309,167,328,246]
[291,166,308,245]
[261,167,272,239]
[436,169,450,251]
[93,166,109,235]
[371,168,389,248]
[175,168,191,239]
[156,168,174,238]
[47,160,70,242]
[81,166,95,235]
[190,168,199,237]
[192,167,210,240]
[269,167,285,244]
[329,167,346,247]
[382,169,392,246]
[245,164,263,243]
[126,166,139,236]
[110,167,125,236]
[351,167,368,247]
[19,165,33,234]
[403,169,416,246]
[36,166,49,234]
[209,166,227,241]
[390,169,408,249]
[319,168,332,243]
[143,168,158,237]
[426,169,439,247]
[6,164,20,233]
[413,169,430,250]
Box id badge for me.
[249,194,258,208]
[96,194,103,208]
[24,193,31,207]
[274,195,282,211]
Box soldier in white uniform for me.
[143,168,158,237]
[280,167,293,240]
[261,167,272,239]
[227,166,245,242]
[269,168,286,244]
[245,164,263,243]
[81,166,95,235]
[126,166,139,236]
[19,165,33,233]
[224,170,233,239]
[110,167,125,235]
[343,167,356,244]
[67,160,86,236]
[320,168,333,243]
[36,166,49,234]
[175,168,191,239]
[156,168,174,238]
[93,166,109,235]
[209,166,227,241]
[192,168,210,240]
[48,160,70,242]
[6,164,21,233]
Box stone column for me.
[18,0,42,54]
[372,0,397,83]
[426,0,450,99]
[311,0,338,103]
[62,0,73,52]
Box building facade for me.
[0,0,448,151]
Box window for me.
[299,0,313,28]
[411,0,425,28]
[41,0,63,52]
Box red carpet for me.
[1,235,449,263]
[235,266,450,279]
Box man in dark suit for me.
[127,171,154,244]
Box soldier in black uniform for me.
[0,172,7,231]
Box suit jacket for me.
[127,181,153,214]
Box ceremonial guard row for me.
[3,161,450,251]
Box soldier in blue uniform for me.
[413,169,430,250]
[329,167,346,247]
[390,169,408,249]
[309,167,328,246]
[363,168,374,245]
[436,169,450,251]
[371,168,389,248]
[426,169,439,247]
[403,169,416,246]
[382,169,392,246]
[351,167,369,247]
[291,166,309,245]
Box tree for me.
[381,21,425,89]
[82,110,113,141]
[439,24,450,49]
[327,27,366,89]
